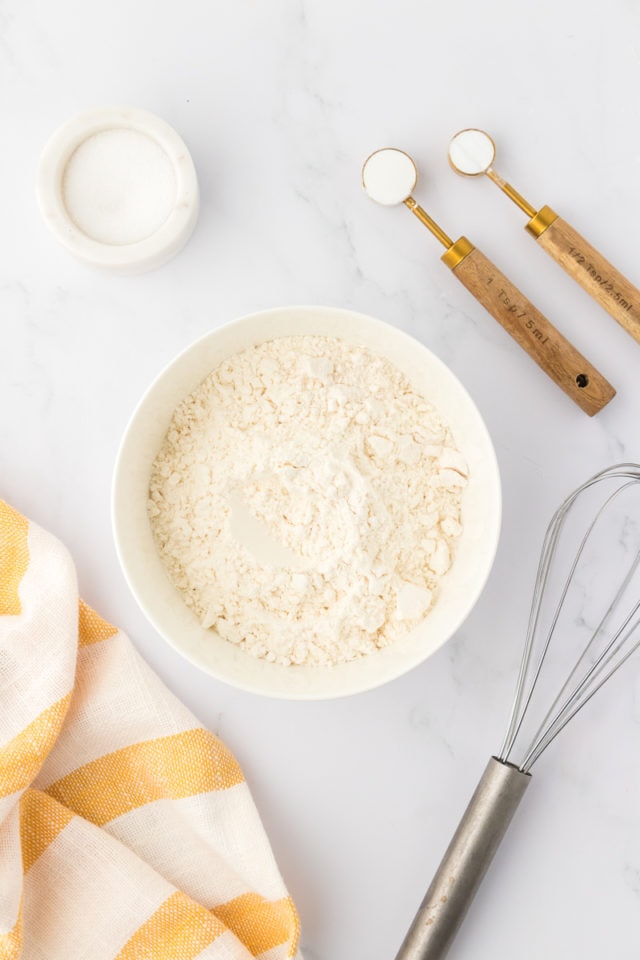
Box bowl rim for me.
[112,304,502,699]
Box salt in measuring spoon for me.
[362,148,614,416]
[449,128,640,342]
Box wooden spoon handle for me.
[443,240,615,416]
[528,209,640,343]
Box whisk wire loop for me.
[498,464,640,773]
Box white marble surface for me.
[2,1,640,957]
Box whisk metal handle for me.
[394,757,531,960]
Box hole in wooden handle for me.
[576,374,589,388]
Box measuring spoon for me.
[362,148,614,416]
[449,128,640,343]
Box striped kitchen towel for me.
[0,500,301,960]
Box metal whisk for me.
[396,464,640,960]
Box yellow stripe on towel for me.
[45,729,245,825]
[0,501,29,617]
[114,891,226,960]
[78,600,118,647]
[19,790,75,872]
[0,696,72,800]
[215,893,300,958]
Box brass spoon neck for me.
[403,197,453,249]
[486,168,537,219]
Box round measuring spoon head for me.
[362,147,417,205]
[448,128,496,176]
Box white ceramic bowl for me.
[112,305,501,699]
[37,106,199,274]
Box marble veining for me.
[2,0,640,957]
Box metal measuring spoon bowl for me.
[448,128,496,177]
[361,147,417,206]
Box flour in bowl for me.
[148,335,468,666]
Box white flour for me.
[148,335,468,666]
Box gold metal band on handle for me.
[441,236,475,270]
[526,205,559,239]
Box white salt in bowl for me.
[112,306,501,699]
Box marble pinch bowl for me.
[112,305,501,700]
